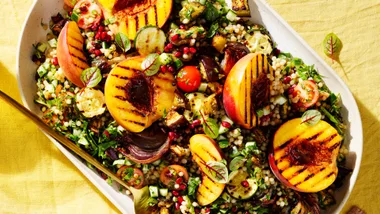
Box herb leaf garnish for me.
[323,33,342,63]
[204,160,229,183]
[115,32,131,53]
[301,109,322,126]
[80,67,102,88]
[200,111,219,139]
[229,156,247,171]
[142,53,161,76]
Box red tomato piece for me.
[73,0,102,29]
[160,165,189,188]
[176,66,201,93]
[116,166,145,189]
[293,80,319,108]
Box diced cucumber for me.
[170,22,179,30]
[218,125,229,134]
[197,83,208,92]
[159,188,168,197]
[149,186,159,198]
[273,95,287,105]
[135,26,166,56]
[218,139,229,149]
[37,66,48,77]
[36,42,48,52]
[112,159,126,165]
[102,41,108,49]
[152,159,161,166]
[159,53,173,65]
[173,58,183,69]
[245,142,257,149]
[221,192,231,202]
[226,10,238,22]
[142,164,150,173]
[48,38,57,48]
[182,195,195,213]
[217,135,227,140]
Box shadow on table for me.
[340,95,380,213]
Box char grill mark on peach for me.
[116,106,147,117]
[111,74,130,80]
[122,118,146,127]
[312,171,336,187]
[117,65,140,73]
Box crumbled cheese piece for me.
[76,88,106,118]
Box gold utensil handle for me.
[0,90,131,190]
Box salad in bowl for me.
[25,0,358,213]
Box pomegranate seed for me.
[94,49,102,56]
[101,32,108,40]
[171,34,179,42]
[192,119,201,126]
[167,43,173,49]
[179,25,186,29]
[169,132,176,141]
[288,85,295,95]
[98,25,104,32]
[179,184,186,190]
[178,196,184,204]
[103,130,110,138]
[241,180,249,187]
[88,48,95,53]
[52,57,59,66]
[175,202,180,210]
[195,208,201,213]
[95,32,101,40]
[160,65,167,73]
[309,79,316,84]
[172,190,179,196]
[189,124,195,129]
[189,47,197,54]
[175,177,183,184]
[221,121,231,128]
[231,206,238,212]
[205,208,210,213]
[95,43,102,49]
[174,51,182,58]
[283,76,291,84]
[79,6,88,12]
[183,47,189,54]
[168,66,175,73]
[68,11,72,16]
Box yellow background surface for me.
[1,0,379,213]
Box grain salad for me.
[31,0,352,213]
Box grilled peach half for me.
[189,134,225,206]
[57,21,89,87]
[97,0,172,40]
[269,118,342,192]
[105,56,176,133]
[223,53,274,129]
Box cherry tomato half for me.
[176,66,201,92]
[73,0,102,29]
[116,166,145,189]
[292,80,319,108]
[160,165,189,188]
